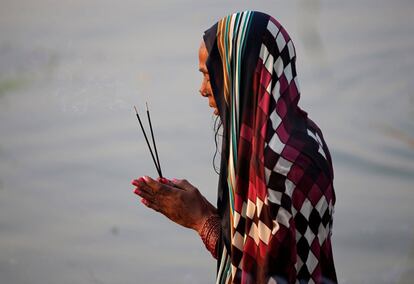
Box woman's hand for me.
[131,176,217,233]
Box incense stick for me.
[134,105,162,177]
[146,102,163,178]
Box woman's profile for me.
[132,11,337,284]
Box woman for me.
[132,11,337,284]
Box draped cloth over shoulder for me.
[203,11,337,284]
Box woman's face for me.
[198,41,219,116]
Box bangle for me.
[199,214,221,259]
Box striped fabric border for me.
[215,11,254,283]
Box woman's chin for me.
[213,108,219,115]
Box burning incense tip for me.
[134,105,138,115]
[146,102,149,111]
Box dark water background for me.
[1,0,413,283]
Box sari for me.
[203,11,337,284]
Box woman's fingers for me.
[132,176,176,212]
[134,186,153,201]
[141,198,161,212]
[140,198,150,206]
[132,177,166,195]
[132,179,154,196]
[158,177,175,187]
[135,186,163,214]
[171,178,195,191]
[142,176,161,189]
[142,176,175,195]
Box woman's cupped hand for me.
[131,177,217,233]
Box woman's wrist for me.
[198,214,221,259]
[194,212,213,233]
[193,199,218,233]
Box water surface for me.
[1,1,413,283]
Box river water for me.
[1,1,413,283]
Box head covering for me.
[203,11,337,283]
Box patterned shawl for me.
[203,11,337,284]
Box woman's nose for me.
[199,78,209,97]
